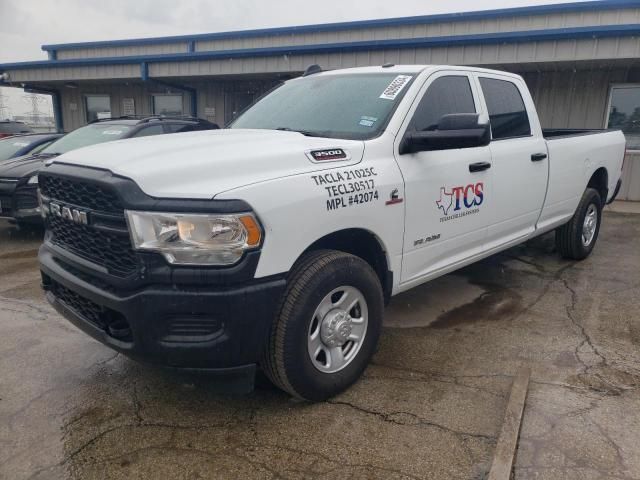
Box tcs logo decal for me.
[436,182,484,217]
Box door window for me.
[479,78,531,140]
[165,123,197,133]
[409,76,476,132]
[606,85,640,150]
[85,95,111,122]
[152,95,183,116]
[132,125,166,137]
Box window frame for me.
[84,94,112,123]
[151,93,184,117]
[476,76,533,142]
[605,83,640,152]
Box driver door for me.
[394,71,493,286]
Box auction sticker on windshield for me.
[380,75,412,100]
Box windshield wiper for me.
[275,127,324,137]
[34,152,60,158]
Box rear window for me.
[479,78,531,140]
[0,122,33,134]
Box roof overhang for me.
[38,0,640,53]
[3,24,640,73]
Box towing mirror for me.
[400,113,491,154]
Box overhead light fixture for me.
[64,82,78,89]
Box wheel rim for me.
[307,286,368,374]
[582,203,598,247]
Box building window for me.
[85,95,111,122]
[607,85,640,150]
[479,78,531,140]
[152,94,183,116]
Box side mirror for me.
[400,113,491,154]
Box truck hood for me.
[52,129,365,199]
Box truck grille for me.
[0,195,11,215]
[39,174,123,214]
[40,174,138,277]
[14,189,39,210]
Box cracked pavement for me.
[1,212,639,479]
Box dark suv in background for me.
[0,116,218,227]
[0,133,63,161]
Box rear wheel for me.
[262,250,383,401]
[555,187,602,260]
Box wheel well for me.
[301,229,392,304]
[587,167,608,203]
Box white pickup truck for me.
[38,65,625,401]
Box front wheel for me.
[555,187,602,260]
[262,250,383,401]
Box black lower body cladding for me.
[40,244,286,375]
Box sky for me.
[0,0,587,118]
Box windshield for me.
[230,73,415,140]
[41,123,134,155]
[0,137,36,161]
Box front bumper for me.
[0,182,41,224]
[40,243,286,382]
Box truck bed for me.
[542,128,614,139]
[536,128,626,234]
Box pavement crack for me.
[131,381,144,424]
[560,277,608,373]
[326,399,495,441]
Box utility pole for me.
[0,90,11,120]
[23,93,46,125]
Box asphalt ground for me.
[1,211,639,479]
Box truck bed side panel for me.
[537,130,626,232]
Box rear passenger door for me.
[474,74,548,249]
[395,71,493,285]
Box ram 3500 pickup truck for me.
[38,65,625,401]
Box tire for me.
[555,187,602,260]
[262,249,384,401]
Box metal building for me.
[1,0,639,200]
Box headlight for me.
[27,174,38,184]
[125,211,262,266]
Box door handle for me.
[531,152,547,161]
[469,161,492,173]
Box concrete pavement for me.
[1,211,639,479]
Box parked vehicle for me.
[38,65,625,401]
[0,133,63,161]
[0,116,218,226]
[0,120,33,138]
